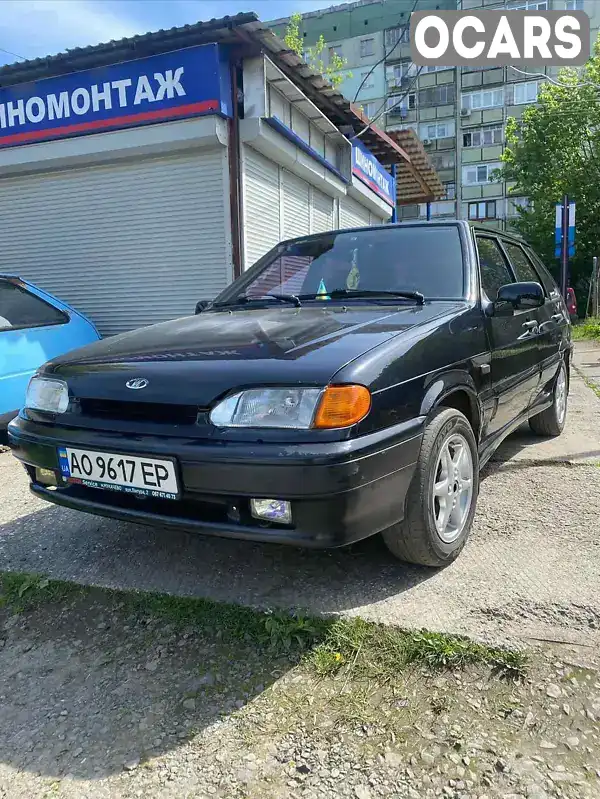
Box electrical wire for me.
[352,0,420,103]
[508,65,600,89]
[351,65,424,139]
[0,46,26,61]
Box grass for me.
[0,571,528,681]
[572,317,600,341]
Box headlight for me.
[25,377,69,414]
[210,385,371,429]
[210,387,322,429]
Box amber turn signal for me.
[313,385,371,429]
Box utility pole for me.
[594,256,599,318]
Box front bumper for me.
[8,415,424,548]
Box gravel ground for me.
[1,361,600,649]
[0,587,599,799]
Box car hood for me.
[44,303,463,406]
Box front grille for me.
[78,398,200,426]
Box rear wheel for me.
[529,359,568,437]
[382,407,479,567]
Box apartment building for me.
[270,0,600,229]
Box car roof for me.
[275,219,467,249]
[468,222,529,245]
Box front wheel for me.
[382,407,479,567]
[529,359,568,437]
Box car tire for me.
[529,359,568,438]
[382,407,479,567]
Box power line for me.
[0,46,26,61]
[509,64,600,89]
[352,65,424,139]
[352,0,420,103]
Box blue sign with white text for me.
[0,44,231,149]
[351,140,396,207]
[555,201,576,259]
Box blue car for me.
[0,275,100,438]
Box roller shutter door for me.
[243,147,280,269]
[311,187,335,233]
[282,170,310,240]
[0,149,230,336]
[339,196,371,229]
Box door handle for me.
[518,319,539,340]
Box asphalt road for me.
[1,346,600,647]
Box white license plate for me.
[57,447,179,500]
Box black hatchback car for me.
[8,221,571,567]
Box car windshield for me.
[226,225,464,304]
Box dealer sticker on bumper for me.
[57,447,179,500]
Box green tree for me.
[498,40,600,306]
[284,12,351,90]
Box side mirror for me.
[195,300,211,315]
[495,281,544,312]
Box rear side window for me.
[0,282,67,331]
[525,248,560,296]
[476,237,513,300]
[503,242,541,286]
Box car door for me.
[0,279,70,417]
[475,235,540,437]
[523,245,568,386]
[500,240,563,381]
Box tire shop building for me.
[0,13,442,336]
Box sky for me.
[0,0,330,67]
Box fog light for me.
[250,498,292,524]
[35,467,58,486]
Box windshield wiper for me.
[302,289,425,305]
[214,293,302,309]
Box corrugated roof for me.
[0,11,443,203]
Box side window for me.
[476,237,514,300]
[503,242,542,287]
[0,281,67,331]
[525,248,560,296]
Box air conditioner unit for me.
[460,108,471,117]
[422,138,432,145]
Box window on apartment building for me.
[462,162,501,185]
[386,62,417,89]
[462,88,504,110]
[507,0,547,9]
[360,101,377,119]
[386,93,416,115]
[565,0,583,8]
[360,38,375,57]
[507,196,532,216]
[398,62,418,80]
[328,45,343,60]
[443,182,456,200]
[419,84,455,108]
[468,201,497,221]
[513,81,538,105]
[385,26,410,49]
[420,201,456,217]
[430,152,456,170]
[421,120,455,140]
[463,125,503,148]
[423,65,452,74]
